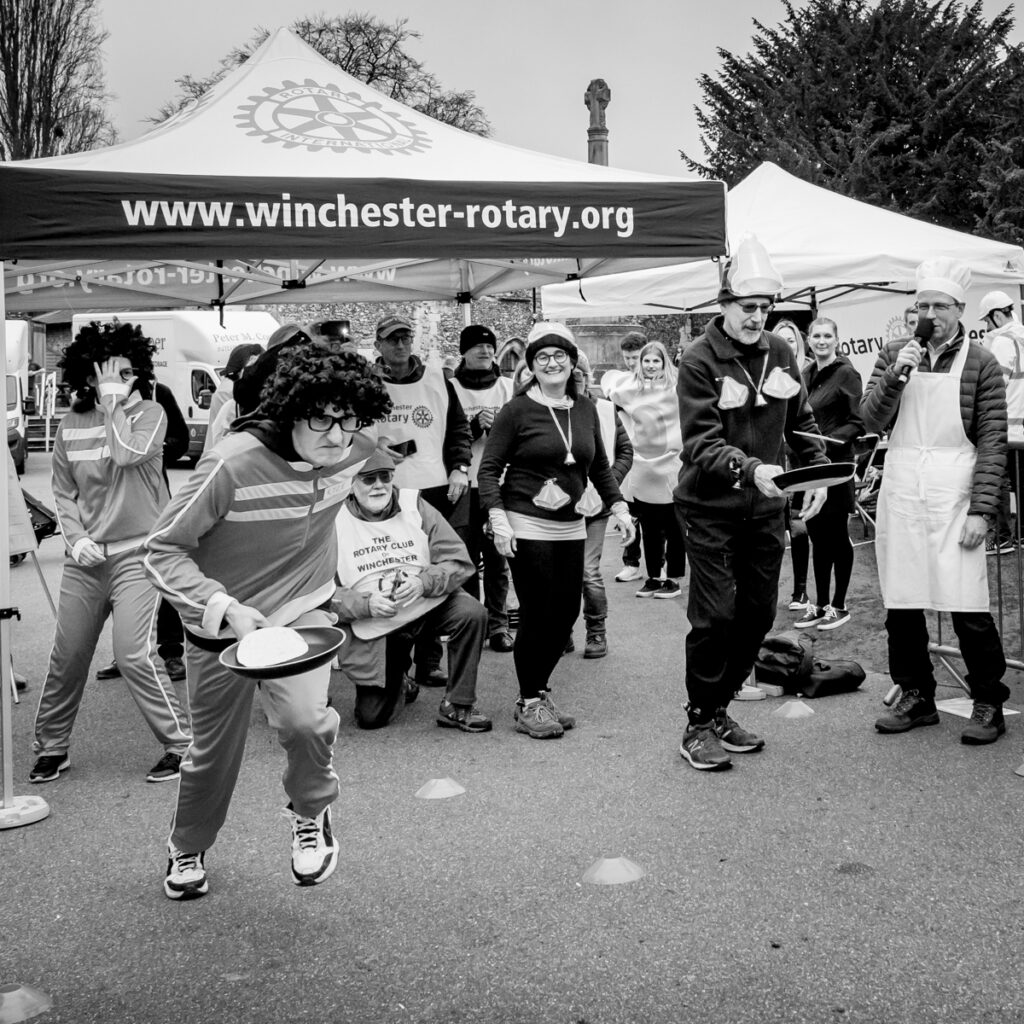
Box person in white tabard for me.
[978,289,1024,552]
[449,324,516,652]
[863,259,1011,745]
[333,451,490,733]
[372,314,474,688]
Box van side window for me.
[191,369,215,404]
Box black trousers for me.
[678,506,785,720]
[507,538,585,700]
[414,485,471,677]
[355,591,486,729]
[805,503,854,609]
[885,608,1009,706]
[462,489,510,635]
[622,500,643,567]
[632,498,686,579]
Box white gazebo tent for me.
[0,28,727,825]
[542,162,1024,319]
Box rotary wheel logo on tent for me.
[235,80,431,154]
[411,406,433,429]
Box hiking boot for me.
[679,723,732,771]
[540,690,575,730]
[164,656,186,682]
[437,699,492,733]
[29,753,69,783]
[488,631,515,653]
[794,603,826,628]
[635,578,663,598]
[874,689,940,733]
[95,660,121,680]
[615,564,643,582]
[788,591,809,610]
[654,579,683,599]
[817,605,850,631]
[514,698,564,739]
[961,703,1006,745]
[283,805,339,886]
[584,632,607,659]
[713,709,765,752]
[146,752,182,783]
[164,843,208,901]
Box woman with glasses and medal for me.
[477,323,634,740]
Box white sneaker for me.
[284,805,339,886]
[735,684,767,701]
[164,843,209,901]
[615,564,643,582]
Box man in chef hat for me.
[674,235,830,772]
[863,258,1011,745]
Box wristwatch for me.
[455,465,469,474]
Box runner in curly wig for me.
[259,341,392,426]
[59,321,158,412]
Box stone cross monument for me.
[584,79,610,166]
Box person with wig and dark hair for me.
[478,322,634,739]
[30,321,192,786]
[145,342,391,901]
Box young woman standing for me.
[478,323,634,739]
[794,317,864,630]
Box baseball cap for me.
[376,315,413,340]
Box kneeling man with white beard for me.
[334,452,492,733]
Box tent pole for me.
[0,262,50,829]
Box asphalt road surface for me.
[2,454,1023,1024]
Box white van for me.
[5,320,30,474]
[71,311,279,461]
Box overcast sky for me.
[98,0,1023,178]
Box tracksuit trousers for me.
[170,609,339,854]
[33,549,191,758]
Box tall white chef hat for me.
[915,258,971,304]
[718,234,784,302]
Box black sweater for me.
[801,355,864,463]
[478,392,622,522]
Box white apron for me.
[876,339,989,611]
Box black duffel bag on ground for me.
[802,659,866,699]
[754,630,815,688]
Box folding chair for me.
[851,433,883,544]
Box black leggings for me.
[806,503,854,609]
[632,499,686,579]
[507,538,584,700]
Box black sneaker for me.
[417,667,448,687]
[679,724,732,771]
[95,660,121,680]
[788,591,809,610]
[488,631,515,653]
[147,752,182,783]
[794,603,826,628]
[654,579,683,600]
[713,709,765,752]
[164,843,208,901]
[283,805,339,886]
[635,578,663,598]
[817,605,850,631]
[584,632,608,659]
[29,753,69,783]
[874,689,940,733]
[164,656,186,682]
[961,703,1006,745]
[437,699,493,733]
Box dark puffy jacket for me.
[674,318,827,518]
[860,329,1007,516]
[801,355,864,464]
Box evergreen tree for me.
[683,0,1024,240]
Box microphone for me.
[897,316,936,385]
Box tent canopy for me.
[0,28,726,312]
[541,162,1024,318]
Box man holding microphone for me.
[863,259,1010,745]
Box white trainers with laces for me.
[614,564,643,583]
[283,805,339,886]
[164,842,209,901]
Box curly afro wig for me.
[59,321,158,411]
[259,342,392,427]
